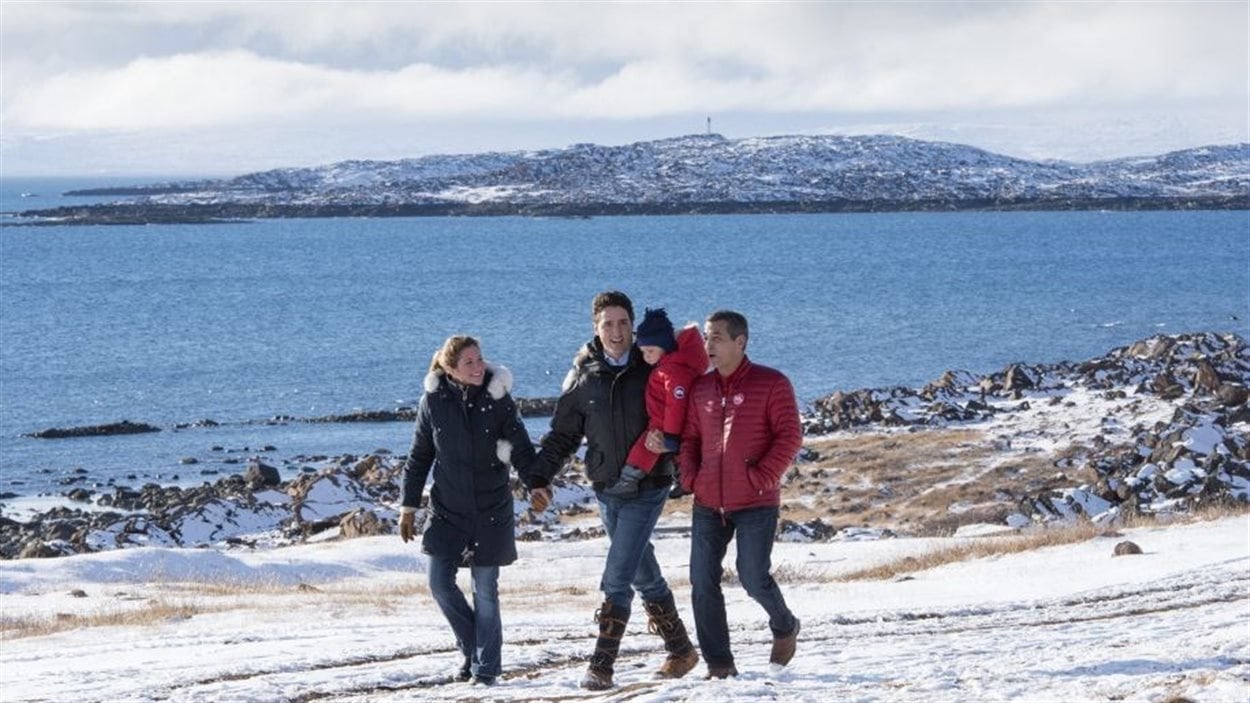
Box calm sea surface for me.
[2,178,1248,499]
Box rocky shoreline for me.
[1,331,1246,560]
[799,332,1248,527]
[24,397,561,440]
[9,195,1250,226]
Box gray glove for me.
[602,465,646,498]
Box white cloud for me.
[1,1,1245,174]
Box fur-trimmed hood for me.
[424,362,513,399]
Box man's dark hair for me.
[592,290,635,323]
[707,310,749,341]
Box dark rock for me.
[1217,383,1248,407]
[244,461,281,487]
[1150,373,1185,400]
[19,540,72,558]
[779,518,839,541]
[1125,336,1175,360]
[26,420,161,439]
[339,509,389,539]
[307,409,416,424]
[979,377,1000,397]
[1113,540,1143,556]
[1193,359,1222,394]
[1003,364,1036,391]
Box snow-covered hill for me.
[70,134,1250,210]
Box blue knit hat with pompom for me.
[635,307,676,352]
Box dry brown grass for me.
[835,503,1249,582]
[713,502,1249,587]
[772,428,1012,534]
[761,428,1123,536]
[1,599,217,639]
[0,576,434,640]
[652,426,1092,535]
[836,522,1108,582]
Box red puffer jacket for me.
[626,325,709,471]
[678,357,802,513]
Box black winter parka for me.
[402,365,536,566]
[534,339,674,490]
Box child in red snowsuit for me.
[603,307,709,498]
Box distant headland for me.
[12,134,1250,225]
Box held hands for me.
[529,486,552,513]
[644,429,666,454]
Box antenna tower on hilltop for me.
[706,116,712,134]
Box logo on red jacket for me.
[732,393,745,406]
[673,386,686,399]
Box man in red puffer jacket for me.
[678,310,802,680]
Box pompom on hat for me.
[635,307,676,352]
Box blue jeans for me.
[596,484,673,614]
[690,504,797,667]
[428,556,502,677]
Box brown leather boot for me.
[643,593,699,679]
[769,618,801,668]
[581,601,628,690]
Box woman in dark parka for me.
[399,335,538,686]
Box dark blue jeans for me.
[428,556,502,677]
[596,484,673,615]
[690,504,797,667]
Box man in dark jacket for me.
[529,290,698,690]
[679,310,802,679]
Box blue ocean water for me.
[1,178,1248,499]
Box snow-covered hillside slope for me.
[71,134,1250,209]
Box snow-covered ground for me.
[2,514,1247,702]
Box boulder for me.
[1217,383,1248,407]
[1003,364,1036,391]
[245,461,281,487]
[1150,372,1185,400]
[1112,540,1143,556]
[339,508,390,539]
[19,539,74,558]
[288,470,377,531]
[1193,359,1222,394]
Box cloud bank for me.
[2,1,1246,175]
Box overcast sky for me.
[2,1,1247,177]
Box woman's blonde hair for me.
[429,335,480,375]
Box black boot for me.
[643,593,699,678]
[581,601,628,690]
